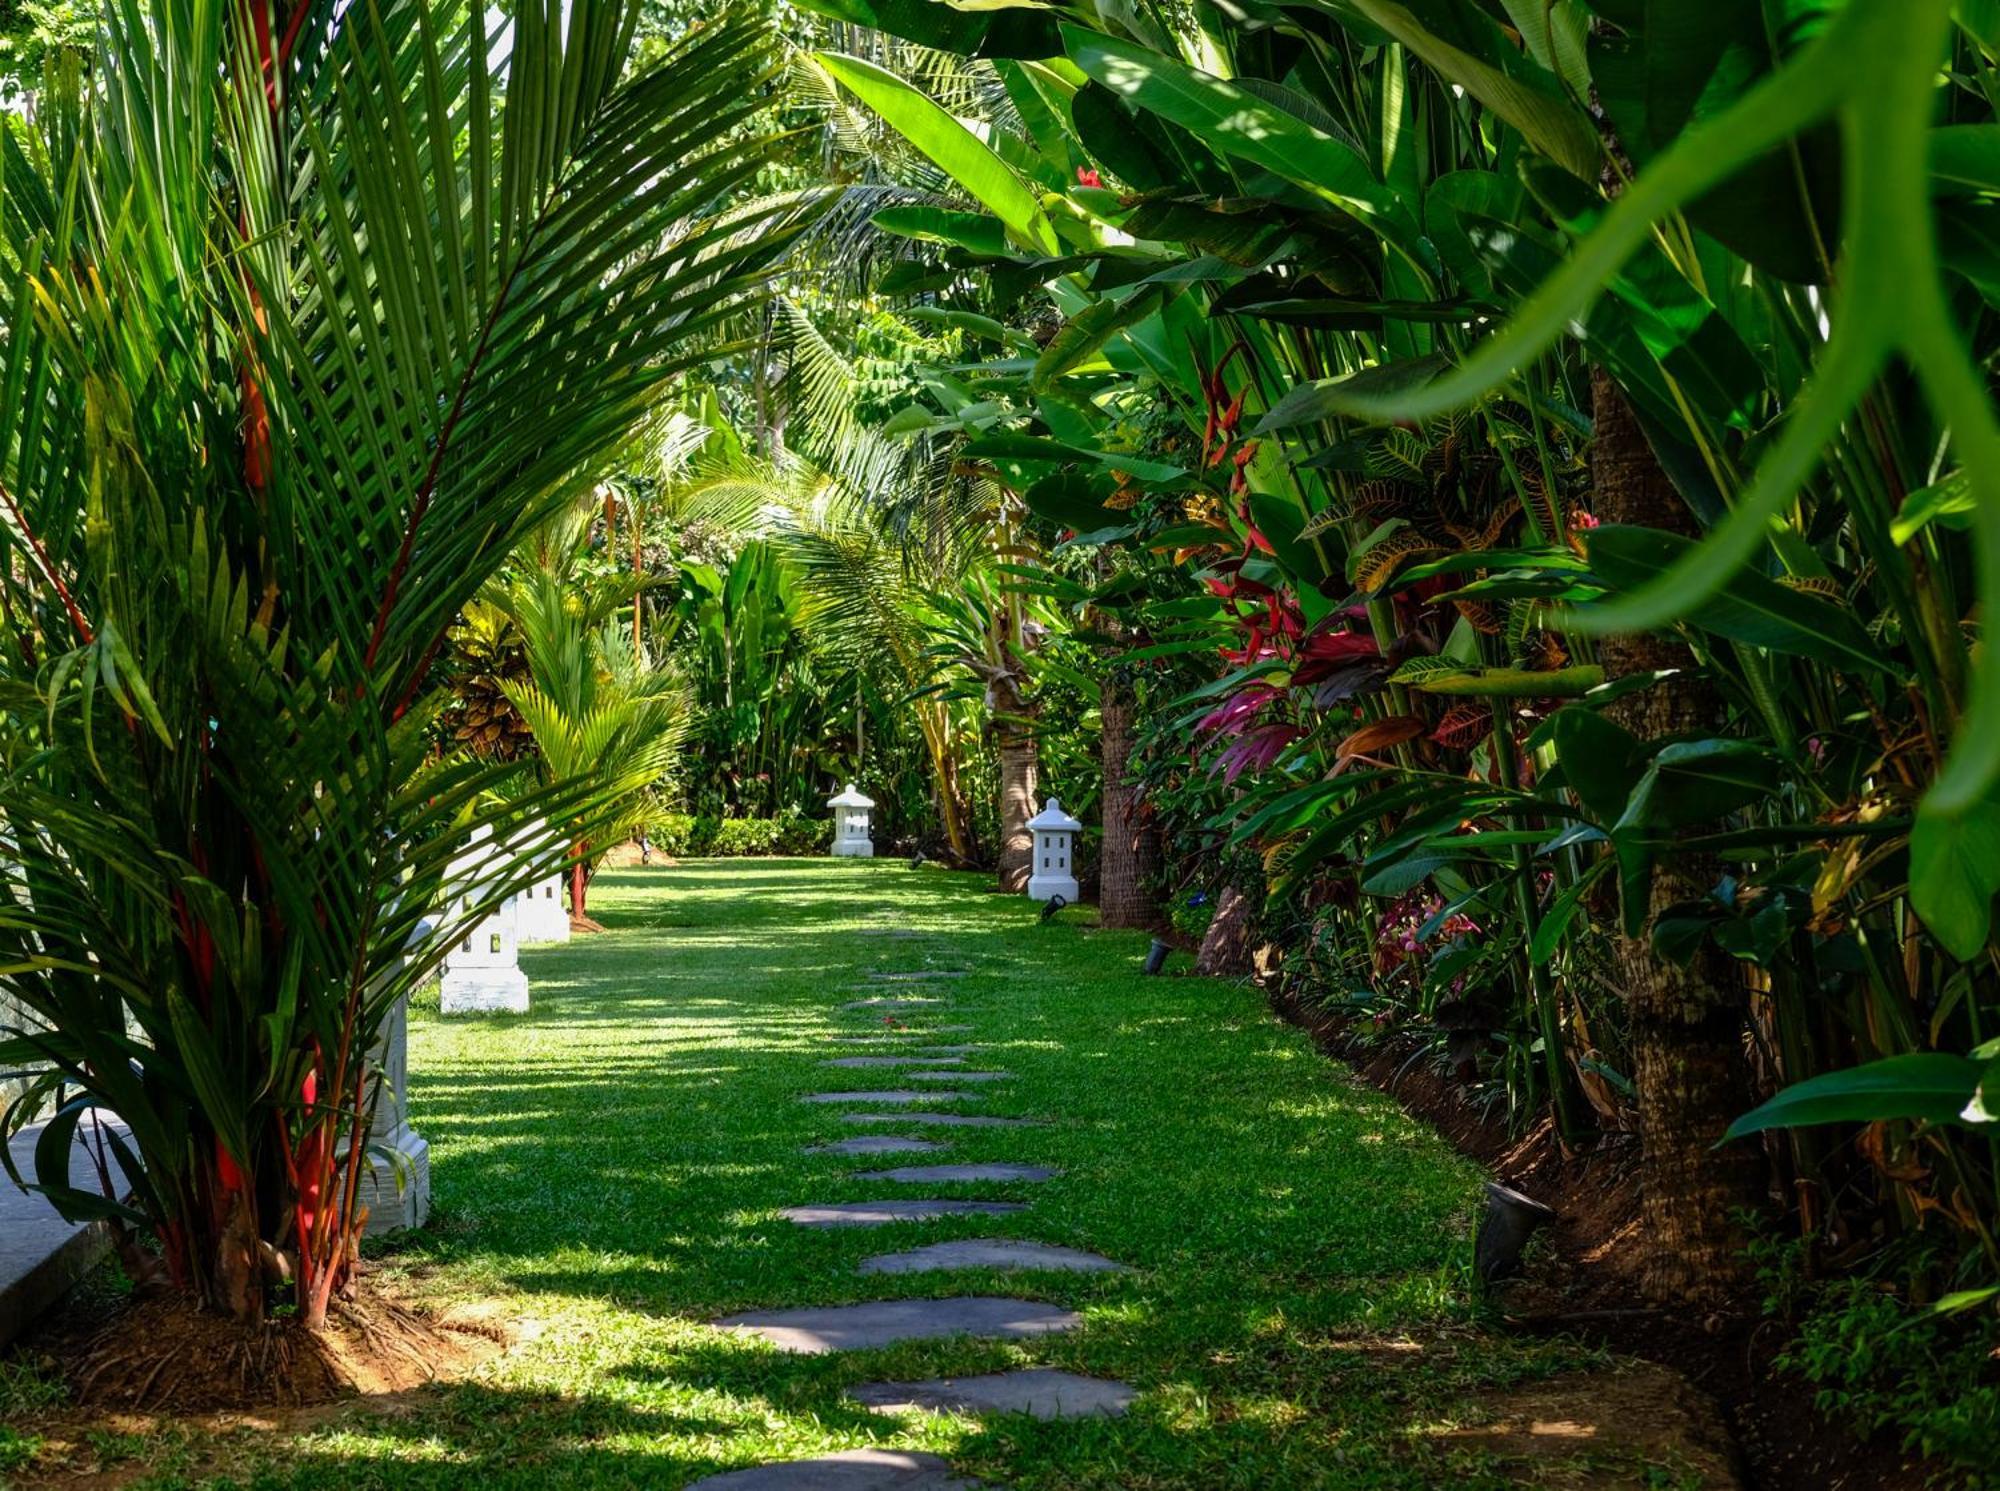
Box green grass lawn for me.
[8,859,1684,1489]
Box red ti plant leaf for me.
[1215,721,1304,783]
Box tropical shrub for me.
[647,813,822,857]
[801,0,2000,1318]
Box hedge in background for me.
[648,815,824,858]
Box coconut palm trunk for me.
[994,692,1038,893]
[1098,675,1159,927]
[1196,885,1256,976]
[1591,369,1765,1305]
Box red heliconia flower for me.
[1076,166,1102,188]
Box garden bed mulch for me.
[1270,984,1932,1491]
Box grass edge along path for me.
[5,860,1723,1489]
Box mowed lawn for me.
[14,859,1636,1489]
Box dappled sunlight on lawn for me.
[125,860,1626,1487]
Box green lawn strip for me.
[23,860,1620,1488]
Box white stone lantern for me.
[1026,797,1082,903]
[511,818,570,945]
[439,826,530,1015]
[828,782,876,858]
[356,916,431,1233]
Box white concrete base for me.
[439,965,530,1015]
[1028,873,1079,902]
[356,1124,431,1234]
[832,840,874,858]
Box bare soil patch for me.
[1441,1361,1741,1489]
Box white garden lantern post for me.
[828,783,876,858]
[511,818,570,945]
[1026,797,1082,904]
[438,826,531,1015]
[356,916,431,1233]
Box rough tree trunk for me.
[213,1186,263,1324]
[1591,368,1764,1307]
[1098,678,1160,927]
[1195,885,1255,976]
[996,733,1037,894]
[570,844,589,927]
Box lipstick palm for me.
[0,0,801,1329]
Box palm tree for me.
[495,567,690,927]
[0,0,800,1330]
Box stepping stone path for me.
[859,1238,1127,1275]
[850,1369,1136,1421]
[686,1450,986,1490]
[841,1111,1036,1128]
[856,1163,1057,1184]
[807,1135,949,1155]
[718,1297,1081,1353]
[779,1200,1026,1227]
[709,923,1137,1486]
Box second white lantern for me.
[828,783,876,858]
[1025,796,1082,903]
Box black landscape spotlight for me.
[1040,894,1068,922]
[908,849,927,870]
[1475,1180,1557,1284]
[1142,937,1172,975]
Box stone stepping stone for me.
[717,1296,1080,1354]
[843,997,944,1010]
[858,1239,1127,1276]
[918,1045,984,1056]
[856,1164,1057,1184]
[824,1055,967,1069]
[779,1200,1026,1227]
[808,1136,949,1156]
[868,971,969,981]
[830,1034,925,1044]
[802,1090,974,1106]
[842,1112,1038,1129]
[908,1070,1009,1083]
[850,1368,1136,1421]
[685,1450,986,1490]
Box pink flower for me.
[1077,166,1102,188]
